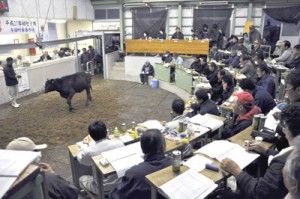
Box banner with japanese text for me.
[0,17,38,34]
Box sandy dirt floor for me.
[0,76,178,181]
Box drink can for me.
[121,123,127,134]
[179,122,184,132]
[258,116,267,131]
[252,115,260,131]
[183,122,188,131]
[172,150,181,173]
[131,121,136,131]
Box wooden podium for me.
[126,39,209,55]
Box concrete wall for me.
[105,51,120,79]
[0,56,76,105]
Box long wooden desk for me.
[89,114,226,199]
[145,126,273,199]
[3,164,45,199]
[126,40,209,55]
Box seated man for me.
[222,92,261,138]
[110,129,172,199]
[77,120,124,195]
[283,136,300,199]
[161,50,172,63]
[173,52,183,66]
[220,75,235,104]
[211,70,233,103]
[239,55,257,81]
[210,47,222,62]
[171,27,184,40]
[140,61,154,85]
[207,62,219,87]
[6,137,80,199]
[251,40,264,58]
[162,98,189,134]
[187,90,219,118]
[285,44,300,70]
[190,55,202,74]
[239,78,276,114]
[256,64,276,98]
[39,51,52,62]
[221,103,300,199]
[273,40,293,65]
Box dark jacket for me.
[3,64,18,86]
[45,172,80,199]
[207,69,218,87]
[256,74,276,98]
[249,29,262,43]
[39,55,52,62]
[187,99,219,118]
[162,55,173,63]
[110,153,172,199]
[141,63,154,76]
[171,32,184,40]
[239,60,257,80]
[158,33,166,40]
[252,86,276,114]
[210,51,222,62]
[198,30,210,40]
[285,56,300,70]
[222,86,234,103]
[81,52,90,64]
[190,61,204,74]
[235,149,291,199]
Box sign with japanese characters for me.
[0,17,38,34]
[0,0,9,13]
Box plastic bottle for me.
[114,127,120,138]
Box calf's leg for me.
[85,88,92,106]
[67,92,75,111]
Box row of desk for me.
[68,114,227,199]
[145,126,273,199]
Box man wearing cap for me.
[6,137,81,199]
[140,61,154,85]
[272,40,284,58]
[285,44,300,70]
[273,40,293,65]
[110,129,172,199]
[249,25,261,44]
[222,92,261,138]
[171,27,184,40]
[251,40,263,57]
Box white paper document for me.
[159,169,218,199]
[138,120,164,130]
[0,177,18,199]
[183,155,213,172]
[0,150,41,177]
[196,140,260,169]
[119,134,134,143]
[101,142,144,177]
[190,114,223,131]
[264,107,281,131]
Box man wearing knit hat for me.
[222,92,261,138]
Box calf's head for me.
[44,79,57,93]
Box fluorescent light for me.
[48,19,67,23]
[199,1,228,6]
[123,3,148,7]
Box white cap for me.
[5,137,47,151]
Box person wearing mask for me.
[239,55,257,81]
[249,25,262,43]
[285,44,300,70]
[221,103,300,199]
[140,61,154,85]
[110,129,172,199]
[239,78,276,114]
[157,29,166,40]
[39,51,51,62]
[256,64,276,98]
[3,57,21,108]
[78,120,124,195]
[283,135,300,199]
[171,27,184,40]
[142,31,150,40]
[81,48,91,71]
[161,98,189,134]
[187,89,219,118]
[198,24,210,40]
[222,92,261,138]
[6,137,80,199]
[161,50,173,63]
[273,40,293,65]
